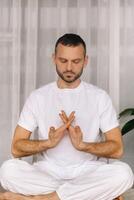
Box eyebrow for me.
[72,58,82,61]
[58,57,82,61]
[58,57,67,60]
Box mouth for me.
[66,75,73,79]
[64,72,75,76]
[64,73,74,78]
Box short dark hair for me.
[55,33,86,56]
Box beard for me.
[56,65,84,83]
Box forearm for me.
[12,139,50,158]
[80,140,123,159]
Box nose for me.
[66,61,72,71]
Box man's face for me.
[53,44,88,83]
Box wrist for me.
[45,139,53,149]
[78,142,87,151]
[39,139,52,150]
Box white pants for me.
[0,159,133,200]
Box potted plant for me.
[119,108,134,135]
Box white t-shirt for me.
[18,81,119,168]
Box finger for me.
[68,112,75,123]
[59,113,67,123]
[49,126,55,134]
[58,112,75,132]
[50,126,55,131]
[68,125,74,130]
[68,111,75,121]
[57,123,69,133]
[61,110,68,121]
[60,110,75,123]
[68,125,75,135]
[66,115,75,128]
[75,126,82,137]
[49,127,55,137]
[60,111,75,126]
[75,126,81,132]
[57,117,74,132]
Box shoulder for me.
[24,82,55,106]
[29,82,55,99]
[82,81,108,99]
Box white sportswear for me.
[18,81,119,169]
[0,81,133,200]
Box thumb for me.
[75,126,81,132]
[49,127,55,134]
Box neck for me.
[57,79,81,89]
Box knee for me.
[112,162,134,189]
[0,159,20,182]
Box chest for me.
[36,91,100,141]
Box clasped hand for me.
[48,111,84,151]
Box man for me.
[0,33,133,200]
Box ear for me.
[83,55,88,68]
[52,53,56,65]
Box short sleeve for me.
[99,91,119,133]
[18,92,38,132]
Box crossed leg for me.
[0,191,124,200]
[0,159,61,200]
[0,159,133,200]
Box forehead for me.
[55,43,85,58]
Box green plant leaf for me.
[121,119,134,135]
[119,108,134,118]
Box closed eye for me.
[72,59,82,64]
[59,58,68,63]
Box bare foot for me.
[0,191,59,200]
[33,192,60,200]
[0,191,32,200]
[114,196,123,200]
